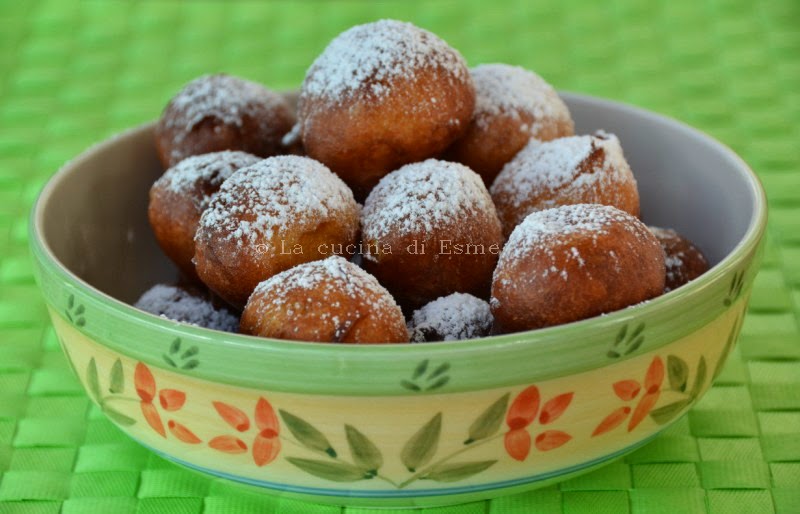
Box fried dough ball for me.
[491,132,640,237]
[407,293,493,343]
[491,204,665,332]
[148,151,261,282]
[155,74,295,168]
[361,159,503,311]
[298,20,475,199]
[194,156,359,308]
[444,63,574,185]
[135,284,239,333]
[240,256,408,343]
[650,227,710,292]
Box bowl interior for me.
[38,93,759,307]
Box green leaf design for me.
[426,376,450,391]
[615,325,627,344]
[102,405,136,426]
[724,270,746,306]
[691,356,707,399]
[425,460,497,482]
[428,363,450,380]
[86,358,101,403]
[667,355,689,392]
[626,335,645,355]
[609,322,646,358]
[286,457,367,482]
[465,393,509,444]
[109,359,124,394]
[162,337,199,369]
[714,315,742,380]
[345,424,383,472]
[74,305,85,316]
[649,398,692,425]
[412,360,429,380]
[68,294,75,309]
[401,412,441,472]
[279,410,336,457]
[624,324,646,355]
[403,360,452,392]
[400,380,421,392]
[76,318,86,327]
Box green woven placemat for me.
[1,0,798,512]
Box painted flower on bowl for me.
[134,362,200,443]
[592,356,664,436]
[504,386,573,461]
[209,397,281,466]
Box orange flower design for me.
[134,362,200,443]
[592,356,665,437]
[209,397,281,466]
[504,386,573,461]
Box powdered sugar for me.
[362,159,497,244]
[281,123,301,147]
[248,256,402,326]
[471,63,571,133]
[154,151,261,209]
[492,136,591,204]
[650,226,708,291]
[301,19,469,103]
[491,132,634,211]
[196,155,357,256]
[500,204,646,265]
[165,74,283,133]
[161,74,288,163]
[135,284,239,332]
[408,293,493,342]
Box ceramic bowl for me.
[29,93,766,508]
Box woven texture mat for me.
[1,0,798,512]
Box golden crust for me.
[195,214,359,308]
[193,157,360,308]
[491,205,665,332]
[492,134,640,237]
[299,67,474,200]
[360,160,503,312]
[155,75,295,168]
[363,220,503,313]
[148,187,200,281]
[445,103,574,186]
[147,152,260,282]
[240,257,408,344]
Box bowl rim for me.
[28,92,768,394]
